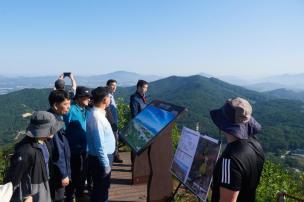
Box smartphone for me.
[63,72,71,77]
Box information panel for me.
[120,100,185,154]
[171,127,221,201]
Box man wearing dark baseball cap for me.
[4,111,63,202]
[74,86,91,99]
[210,97,265,202]
[64,86,91,201]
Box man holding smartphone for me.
[54,72,77,99]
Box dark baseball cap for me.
[75,86,91,98]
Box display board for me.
[121,100,185,154]
[171,127,221,202]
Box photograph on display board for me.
[185,135,221,201]
[121,100,185,154]
[171,127,220,202]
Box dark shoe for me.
[114,157,123,163]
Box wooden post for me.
[276,192,285,202]
[147,124,174,202]
[132,149,150,185]
[130,100,186,200]
[131,123,175,201]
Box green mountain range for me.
[0,75,304,154]
[116,75,304,153]
[0,88,51,144]
[263,88,304,101]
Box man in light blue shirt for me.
[86,87,115,202]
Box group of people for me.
[3,72,265,202]
[4,73,150,202]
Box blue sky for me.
[0,0,303,77]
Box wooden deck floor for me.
[109,152,147,202]
[73,152,147,202]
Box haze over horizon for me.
[1,70,303,82]
[0,1,303,78]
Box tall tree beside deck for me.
[116,99,131,131]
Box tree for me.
[256,161,304,202]
[172,124,181,151]
[116,98,131,131]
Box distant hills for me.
[116,75,304,153]
[0,88,52,144]
[256,73,304,89]
[76,71,162,87]
[263,88,304,101]
[0,71,162,95]
[2,71,304,95]
[220,73,304,92]
[1,75,302,155]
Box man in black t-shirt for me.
[210,97,265,202]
